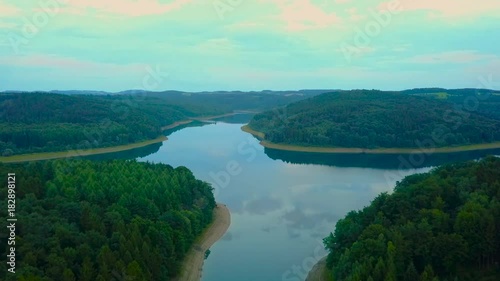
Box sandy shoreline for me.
[1,114,261,164]
[0,135,167,163]
[305,256,329,281]
[241,125,500,154]
[161,120,194,130]
[174,203,231,281]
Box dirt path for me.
[305,256,328,281]
[174,204,231,281]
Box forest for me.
[323,156,500,281]
[0,93,220,155]
[0,91,320,156]
[248,90,500,148]
[0,159,216,281]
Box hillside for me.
[0,90,323,156]
[0,160,216,281]
[247,90,500,149]
[0,93,225,156]
[322,156,500,281]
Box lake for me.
[115,116,500,281]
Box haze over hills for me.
[1,89,335,96]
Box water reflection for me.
[128,121,497,281]
[211,113,255,124]
[265,147,500,169]
[82,141,163,161]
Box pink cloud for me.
[61,0,193,17]
[346,7,366,22]
[405,51,497,64]
[265,0,342,31]
[0,2,20,16]
[0,54,147,73]
[379,0,500,17]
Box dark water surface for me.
[87,116,499,281]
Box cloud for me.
[404,50,498,64]
[0,1,20,16]
[60,0,193,17]
[265,0,342,31]
[0,54,147,73]
[379,0,500,18]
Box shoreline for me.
[162,111,259,131]
[174,203,231,281]
[161,120,194,131]
[241,125,500,154]
[305,256,330,281]
[0,113,259,164]
[0,135,167,163]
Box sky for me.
[0,0,499,92]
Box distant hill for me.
[247,89,500,149]
[401,88,500,121]
[0,90,327,156]
[0,93,223,155]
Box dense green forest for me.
[0,93,226,155]
[139,90,323,112]
[401,88,500,121]
[248,90,500,148]
[0,90,321,156]
[0,159,216,281]
[323,156,500,281]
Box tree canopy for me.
[323,156,500,281]
[248,90,500,149]
[0,159,216,281]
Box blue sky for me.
[1,0,499,92]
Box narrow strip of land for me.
[174,204,231,281]
[241,125,500,154]
[190,110,259,121]
[161,120,194,130]
[0,136,167,163]
[305,257,329,281]
[1,113,260,164]
[162,111,259,130]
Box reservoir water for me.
[116,116,500,281]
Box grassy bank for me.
[241,125,500,154]
[0,135,167,163]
